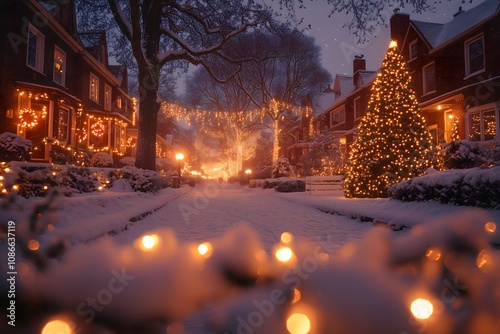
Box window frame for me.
[104,84,112,111]
[53,46,66,87]
[26,24,45,73]
[330,107,346,127]
[354,97,362,120]
[409,39,418,61]
[464,34,485,78]
[89,72,99,103]
[422,61,436,95]
[57,106,70,144]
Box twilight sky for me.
[280,0,487,79]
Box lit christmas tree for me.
[343,40,434,198]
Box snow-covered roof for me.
[358,71,377,86]
[334,74,355,99]
[412,0,500,50]
[78,31,102,49]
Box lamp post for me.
[175,153,184,187]
[245,169,252,185]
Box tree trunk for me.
[135,68,160,170]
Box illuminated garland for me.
[18,108,46,129]
[91,121,106,137]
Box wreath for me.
[91,120,106,137]
[18,108,39,129]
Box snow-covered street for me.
[112,183,371,252]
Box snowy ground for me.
[4,181,500,333]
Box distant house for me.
[0,0,135,164]
[390,0,500,145]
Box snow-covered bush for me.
[389,167,500,208]
[115,166,168,192]
[275,179,305,192]
[91,152,113,167]
[272,157,292,178]
[119,156,135,167]
[438,140,500,169]
[0,132,32,162]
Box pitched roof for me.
[412,0,500,50]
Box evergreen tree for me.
[344,41,434,198]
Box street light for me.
[245,169,252,185]
[175,153,184,185]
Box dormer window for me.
[465,34,485,77]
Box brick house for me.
[314,0,499,166]
[0,0,134,163]
[390,0,500,146]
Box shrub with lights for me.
[343,41,435,198]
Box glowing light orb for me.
[28,239,40,251]
[425,247,441,261]
[275,246,293,263]
[292,288,301,303]
[286,313,311,334]
[410,298,434,320]
[41,319,72,334]
[485,222,496,233]
[197,242,213,258]
[281,232,293,243]
[389,40,398,48]
[141,234,158,250]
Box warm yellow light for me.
[292,288,301,303]
[448,113,454,119]
[410,298,433,320]
[197,242,213,258]
[175,153,184,161]
[28,239,40,251]
[425,247,441,261]
[286,313,311,334]
[245,169,252,175]
[275,246,293,263]
[476,249,492,272]
[280,232,293,243]
[389,40,398,48]
[484,222,496,233]
[141,234,158,250]
[41,319,72,334]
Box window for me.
[409,40,418,60]
[53,46,66,86]
[354,97,363,119]
[116,96,122,109]
[26,24,45,73]
[423,62,436,95]
[465,35,485,76]
[104,84,112,111]
[331,108,345,126]
[468,109,496,141]
[89,73,99,102]
[57,107,69,143]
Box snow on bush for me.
[438,140,500,169]
[390,167,500,208]
[116,166,168,192]
[275,179,305,192]
[0,132,32,162]
[272,157,292,178]
[91,152,113,167]
[119,156,135,167]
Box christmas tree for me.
[343,40,434,198]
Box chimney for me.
[390,10,410,47]
[353,55,365,88]
[353,55,366,74]
[454,6,465,17]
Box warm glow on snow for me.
[197,242,213,258]
[41,319,72,334]
[410,298,434,319]
[286,313,311,334]
[485,222,496,233]
[275,246,293,263]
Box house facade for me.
[315,0,499,165]
[0,0,134,164]
[390,0,500,146]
